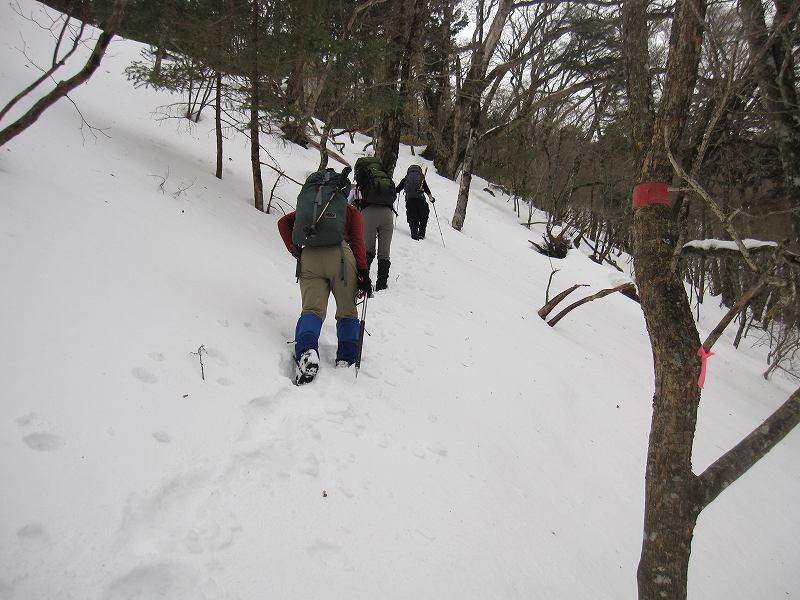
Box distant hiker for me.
[396,165,435,240]
[353,156,397,292]
[277,166,372,385]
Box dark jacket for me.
[395,177,431,200]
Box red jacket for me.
[277,204,368,271]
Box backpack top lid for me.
[292,168,350,248]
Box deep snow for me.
[1,3,798,599]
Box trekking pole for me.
[354,293,369,378]
[419,167,445,249]
[431,200,445,248]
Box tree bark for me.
[443,0,513,179]
[215,70,223,180]
[623,1,709,599]
[376,0,424,178]
[0,0,128,147]
[451,126,476,231]
[249,1,264,212]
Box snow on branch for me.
[683,239,779,252]
[681,240,800,273]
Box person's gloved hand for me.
[357,269,372,298]
[429,196,436,203]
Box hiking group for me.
[278,157,436,385]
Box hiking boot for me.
[376,258,390,291]
[295,349,320,385]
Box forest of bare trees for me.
[4,1,799,598]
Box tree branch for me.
[697,386,800,510]
[0,0,128,147]
[547,283,636,327]
[537,283,588,319]
[702,279,769,351]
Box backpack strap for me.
[309,171,332,234]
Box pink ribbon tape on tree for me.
[697,346,715,388]
[632,182,671,208]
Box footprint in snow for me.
[103,562,195,600]
[148,352,165,362]
[428,444,448,458]
[17,523,51,550]
[297,453,320,477]
[16,412,46,428]
[23,432,65,452]
[132,367,158,384]
[306,538,347,568]
[247,395,281,415]
[152,432,172,443]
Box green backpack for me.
[292,168,351,248]
[354,156,396,208]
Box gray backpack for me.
[403,165,425,200]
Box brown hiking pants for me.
[299,243,358,320]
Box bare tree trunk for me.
[0,0,128,147]
[215,70,223,180]
[376,0,424,177]
[249,1,264,212]
[451,127,476,231]
[300,0,389,144]
[152,26,167,81]
[443,0,513,180]
[623,1,708,599]
[317,122,331,170]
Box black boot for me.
[367,252,376,270]
[376,259,390,291]
[409,221,419,240]
[419,219,428,239]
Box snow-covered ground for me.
[1,3,797,599]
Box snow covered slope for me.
[1,2,797,598]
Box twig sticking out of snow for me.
[190,344,207,381]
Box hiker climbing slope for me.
[353,156,397,292]
[396,165,435,240]
[277,166,371,385]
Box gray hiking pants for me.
[361,205,394,261]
